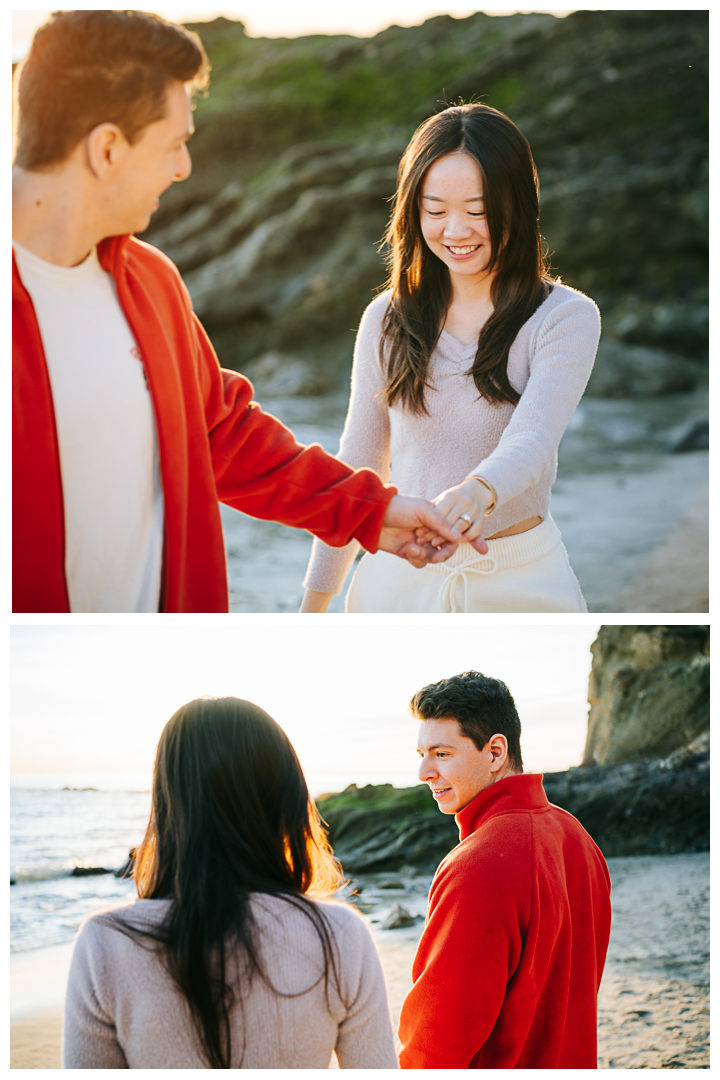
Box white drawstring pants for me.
[345,517,587,613]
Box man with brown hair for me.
[12,10,473,613]
[399,670,611,1069]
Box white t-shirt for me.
[13,240,164,613]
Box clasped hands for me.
[378,479,491,569]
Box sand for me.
[10,853,709,1069]
[373,852,710,1070]
[10,1010,64,1070]
[605,489,709,613]
[218,388,709,614]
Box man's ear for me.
[487,733,509,772]
[85,123,129,180]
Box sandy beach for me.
[10,851,708,1069]
[220,389,709,614]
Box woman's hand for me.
[416,478,492,552]
[300,589,333,613]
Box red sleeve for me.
[193,314,397,551]
[397,830,530,1069]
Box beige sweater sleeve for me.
[303,296,392,596]
[63,917,129,1069]
[333,904,400,1068]
[472,296,601,506]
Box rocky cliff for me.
[583,625,710,766]
[317,623,710,873]
[144,10,707,395]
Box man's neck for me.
[489,765,521,787]
[13,165,101,268]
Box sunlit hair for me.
[110,696,345,1069]
[410,669,523,771]
[13,10,210,171]
[380,102,554,414]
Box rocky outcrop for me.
[543,734,709,857]
[143,10,707,390]
[318,734,709,875]
[317,783,459,876]
[583,625,710,767]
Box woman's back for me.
[64,894,398,1069]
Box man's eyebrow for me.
[421,194,484,202]
[417,742,456,752]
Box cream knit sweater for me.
[63,894,399,1069]
[304,282,601,596]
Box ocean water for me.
[10,772,415,954]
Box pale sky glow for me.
[12,7,574,61]
[11,624,600,782]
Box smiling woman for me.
[301,102,602,614]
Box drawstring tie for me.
[437,551,499,613]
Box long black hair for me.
[106,696,345,1068]
[380,102,554,414]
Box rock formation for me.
[317,783,459,876]
[583,625,710,766]
[317,624,710,873]
[143,10,707,393]
[318,735,709,874]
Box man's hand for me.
[377,495,465,568]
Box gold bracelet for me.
[464,475,498,517]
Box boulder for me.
[378,903,418,930]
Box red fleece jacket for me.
[12,236,396,612]
[398,774,612,1069]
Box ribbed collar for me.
[456,773,548,842]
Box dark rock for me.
[71,866,112,877]
[114,848,136,879]
[605,300,708,359]
[586,339,699,398]
[668,418,709,452]
[584,625,710,766]
[543,737,709,857]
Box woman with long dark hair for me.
[63,697,398,1068]
[301,103,600,613]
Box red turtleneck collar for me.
[456,773,548,842]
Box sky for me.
[12,7,574,61]
[11,623,600,784]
